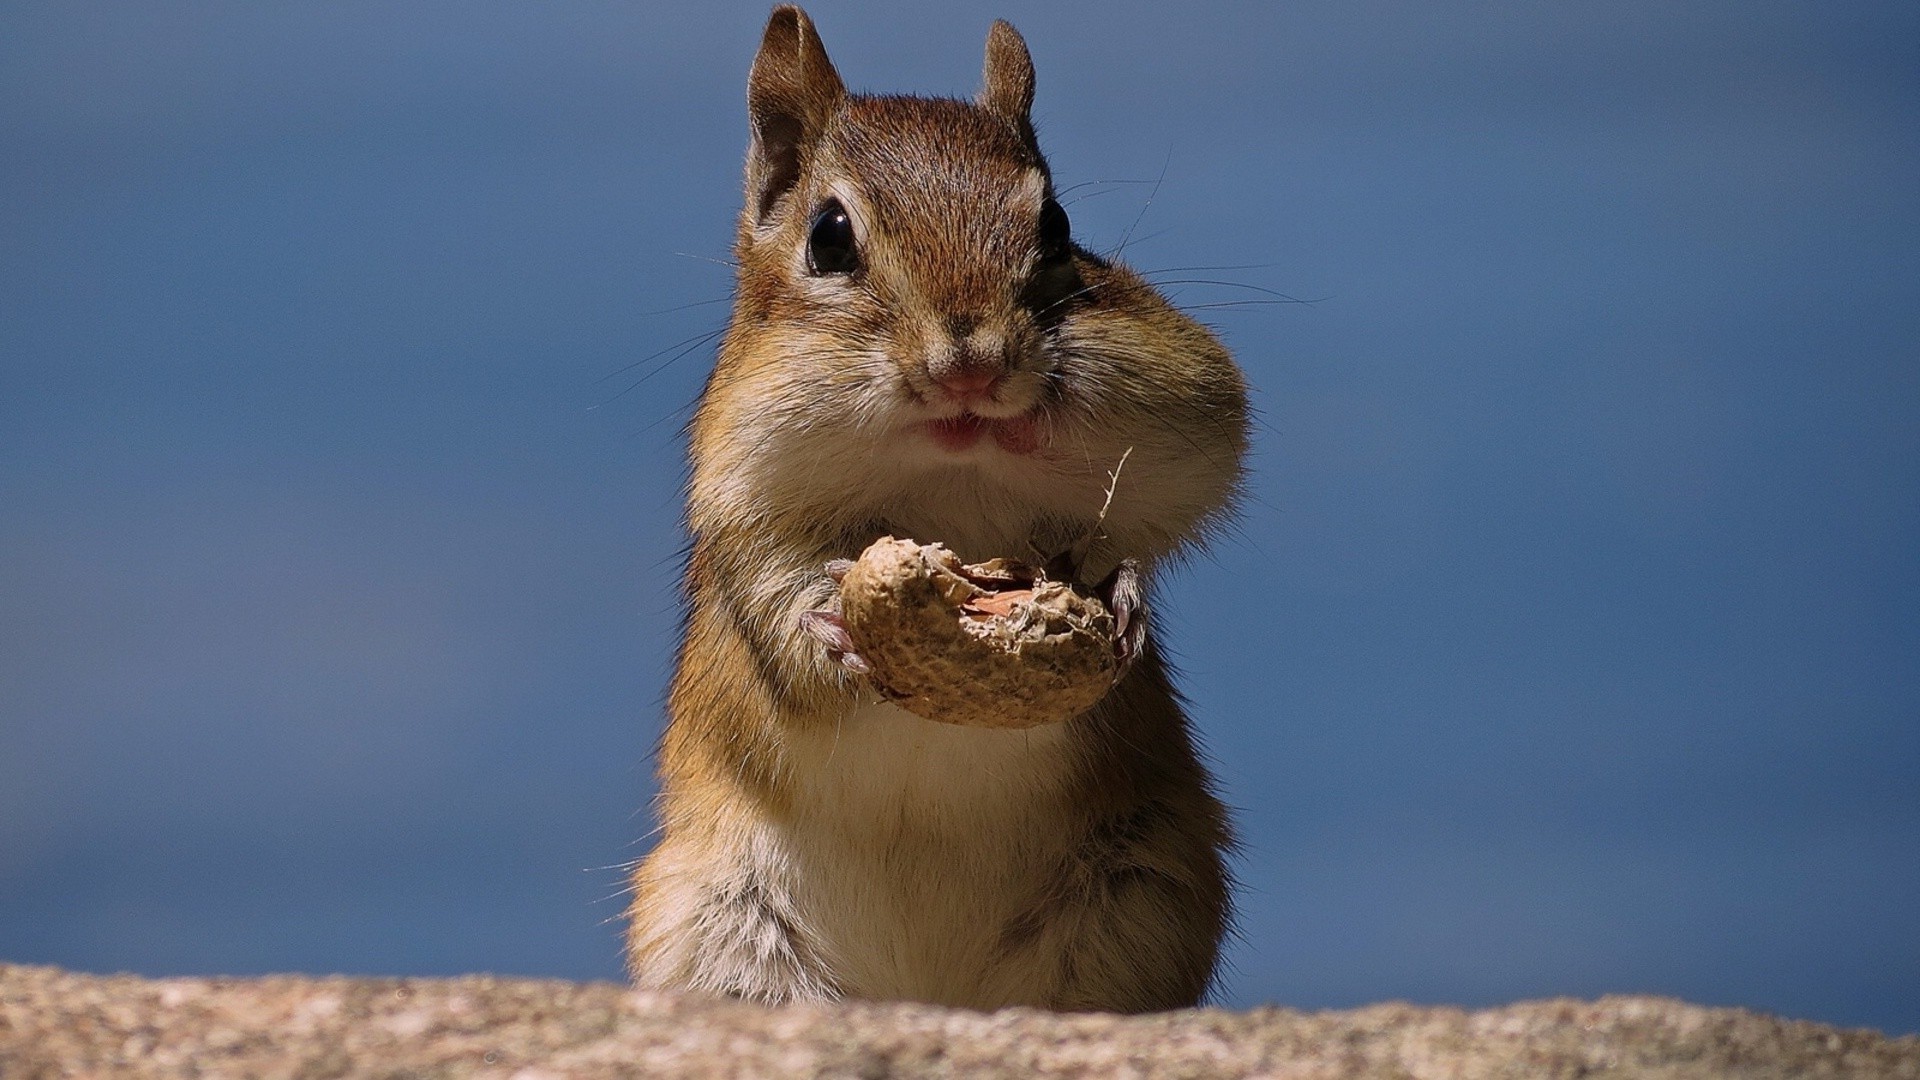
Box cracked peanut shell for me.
[839,536,1118,729]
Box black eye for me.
[1023,196,1081,323]
[807,200,858,275]
[1038,197,1071,260]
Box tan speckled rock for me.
[1,964,1915,1079]
[839,536,1117,728]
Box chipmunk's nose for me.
[930,363,1002,401]
[927,318,1007,402]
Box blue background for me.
[3,1,1915,1036]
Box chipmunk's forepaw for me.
[800,608,871,674]
[1096,559,1147,673]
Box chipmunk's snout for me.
[930,362,1001,402]
[923,319,1016,406]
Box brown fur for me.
[626,7,1248,1012]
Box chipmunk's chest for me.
[786,698,1079,832]
[866,476,1093,566]
[767,700,1084,1005]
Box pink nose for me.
[932,366,1001,400]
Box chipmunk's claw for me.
[800,608,870,674]
[1096,559,1147,672]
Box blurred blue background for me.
[3,0,1915,1036]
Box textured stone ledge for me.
[1,963,1913,1079]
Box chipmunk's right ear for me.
[977,21,1034,128]
[746,6,845,224]
[978,20,1041,161]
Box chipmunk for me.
[625,7,1249,1012]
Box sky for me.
[2,0,1916,1036]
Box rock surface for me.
[1,963,1914,1079]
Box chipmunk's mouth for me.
[925,411,1042,455]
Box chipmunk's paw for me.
[800,609,871,674]
[802,565,870,675]
[1096,559,1147,673]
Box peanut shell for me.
[838,536,1118,728]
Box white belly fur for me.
[760,698,1083,1005]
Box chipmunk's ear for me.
[747,6,846,224]
[977,20,1036,132]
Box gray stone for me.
[2,963,1914,1079]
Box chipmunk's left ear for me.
[977,20,1036,134]
[747,6,846,224]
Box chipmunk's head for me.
[723,7,1077,455]
[693,7,1246,567]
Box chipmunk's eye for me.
[806,200,859,275]
[1023,196,1081,323]
[1037,197,1071,260]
